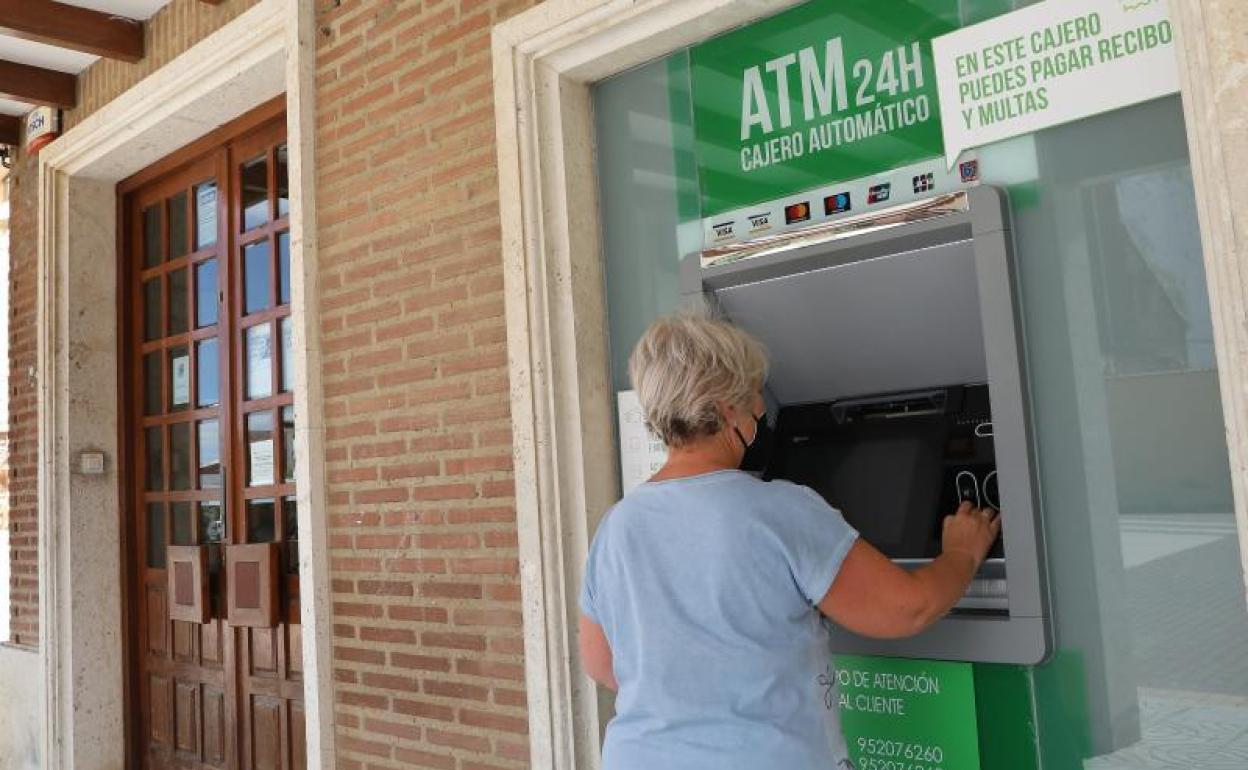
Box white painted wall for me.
[0,645,41,770]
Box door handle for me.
[224,542,279,628]
[167,545,211,624]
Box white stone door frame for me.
[492,0,1248,768]
[34,2,335,768]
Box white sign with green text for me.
[932,0,1178,167]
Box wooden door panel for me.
[201,620,224,667]
[288,704,305,770]
[173,621,198,663]
[248,628,277,677]
[150,675,173,745]
[286,625,302,679]
[147,584,168,655]
[248,697,283,770]
[203,686,227,766]
[174,681,201,756]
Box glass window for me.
[143,279,162,342]
[146,503,166,568]
[244,241,271,314]
[168,191,189,260]
[145,426,163,491]
[283,496,298,540]
[594,50,1245,770]
[143,204,163,267]
[276,144,289,218]
[199,500,225,544]
[143,352,161,416]
[280,316,293,393]
[241,155,268,231]
[278,231,290,305]
[197,419,221,488]
[168,268,188,336]
[168,345,190,412]
[195,181,218,250]
[246,411,274,486]
[196,338,219,408]
[245,324,273,400]
[171,501,192,546]
[282,406,295,482]
[195,259,218,328]
[169,422,191,491]
[246,498,276,544]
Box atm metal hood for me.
[683,192,1000,407]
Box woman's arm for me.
[818,502,999,639]
[578,614,618,691]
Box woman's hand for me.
[819,502,1001,639]
[941,501,1001,569]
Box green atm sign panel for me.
[834,655,982,770]
[690,0,960,217]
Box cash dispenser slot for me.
[683,187,1051,664]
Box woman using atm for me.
[579,312,999,770]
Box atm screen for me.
[765,386,1000,560]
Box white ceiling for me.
[0,1,171,116]
[58,1,171,21]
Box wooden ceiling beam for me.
[0,0,144,63]
[0,114,18,146]
[0,59,76,108]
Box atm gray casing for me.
[682,187,1052,665]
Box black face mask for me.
[735,411,774,473]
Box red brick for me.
[423,679,489,702]
[392,698,455,723]
[458,708,528,736]
[422,631,487,652]
[391,652,453,673]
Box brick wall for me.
[314,0,534,767]
[5,0,260,646]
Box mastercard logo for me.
[784,202,811,224]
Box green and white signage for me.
[932,0,1179,167]
[690,0,961,217]
[833,655,981,770]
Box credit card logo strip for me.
[824,192,852,215]
[784,201,811,224]
[867,183,891,204]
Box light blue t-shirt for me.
[580,469,860,770]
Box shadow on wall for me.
[0,645,40,770]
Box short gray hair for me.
[628,312,768,448]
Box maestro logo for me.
[824,192,852,215]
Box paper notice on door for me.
[618,390,668,495]
[250,439,275,487]
[172,354,190,406]
[247,326,272,399]
[196,183,217,248]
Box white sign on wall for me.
[617,390,668,495]
[932,0,1179,167]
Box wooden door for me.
[124,106,304,770]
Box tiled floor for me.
[1085,690,1248,770]
[1085,514,1248,769]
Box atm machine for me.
[682,186,1051,665]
